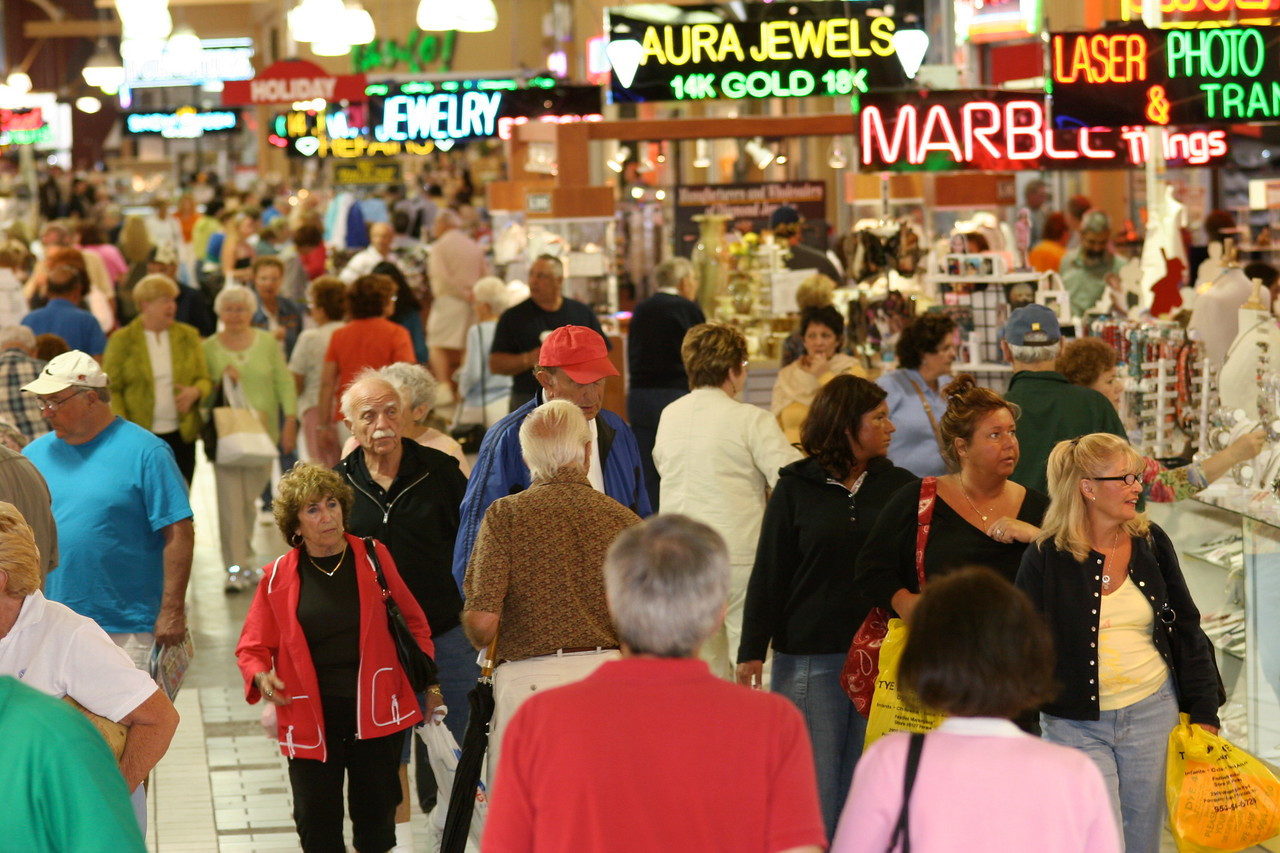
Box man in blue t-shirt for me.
[21,264,107,357]
[489,255,607,410]
[22,351,193,669]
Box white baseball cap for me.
[22,350,109,395]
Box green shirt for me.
[1005,370,1127,494]
[0,676,145,852]
[203,330,298,442]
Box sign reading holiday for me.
[859,91,1230,170]
[124,108,240,138]
[604,3,917,104]
[366,79,602,144]
[222,59,367,106]
[1049,25,1280,126]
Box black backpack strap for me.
[885,733,926,853]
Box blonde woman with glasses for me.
[1016,433,1221,853]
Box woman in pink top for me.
[831,568,1120,853]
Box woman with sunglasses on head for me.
[738,374,914,840]
[1016,433,1221,853]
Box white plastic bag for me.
[417,707,487,851]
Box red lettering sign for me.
[0,108,43,132]
[222,59,367,106]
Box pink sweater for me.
[832,718,1120,853]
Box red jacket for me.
[236,534,435,760]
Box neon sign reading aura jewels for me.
[860,92,1228,170]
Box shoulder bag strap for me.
[885,733,927,853]
[915,477,939,591]
[907,378,947,458]
[362,536,391,600]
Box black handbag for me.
[362,537,438,692]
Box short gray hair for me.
[379,362,436,425]
[654,257,694,293]
[1008,342,1061,364]
[340,368,398,422]
[436,208,462,229]
[519,399,589,481]
[0,326,35,351]
[472,276,510,314]
[214,284,257,315]
[1081,210,1111,234]
[605,515,730,658]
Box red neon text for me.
[1052,34,1150,84]
[0,108,43,132]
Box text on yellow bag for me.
[863,618,945,750]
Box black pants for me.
[626,386,687,513]
[156,431,196,487]
[287,697,403,853]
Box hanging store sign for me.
[0,108,51,146]
[351,30,457,74]
[222,59,367,106]
[333,160,403,185]
[1049,25,1280,126]
[964,0,1040,44]
[124,38,255,88]
[860,91,1230,170]
[366,79,602,144]
[604,3,913,103]
[673,181,827,255]
[123,108,241,138]
[270,104,436,158]
[1120,0,1279,23]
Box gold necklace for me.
[958,472,1000,523]
[1101,527,1122,591]
[307,540,348,577]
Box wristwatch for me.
[426,685,443,696]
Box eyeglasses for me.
[37,389,88,412]
[1090,473,1141,486]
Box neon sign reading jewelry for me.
[1050,25,1280,126]
[860,92,1229,171]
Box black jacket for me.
[337,439,467,636]
[1016,524,1221,728]
[738,455,915,661]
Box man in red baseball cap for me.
[451,325,651,590]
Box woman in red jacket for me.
[236,462,440,853]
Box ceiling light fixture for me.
[82,38,126,93]
[744,137,775,170]
[75,95,103,113]
[6,72,32,95]
[415,0,498,33]
[692,139,711,168]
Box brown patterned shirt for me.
[463,466,641,662]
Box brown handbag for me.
[841,476,937,717]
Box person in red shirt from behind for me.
[484,515,826,853]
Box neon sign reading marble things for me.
[1050,25,1280,126]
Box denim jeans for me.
[1041,677,1178,853]
[772,651,865,841]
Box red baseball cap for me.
[539,325,618,384]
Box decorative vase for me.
[691,213,731,318]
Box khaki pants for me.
[698,561,751,681]
[486,648,620,789]
[214,461,272,571]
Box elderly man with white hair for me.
[427,207,487,398]
[339,222,400,285]
[0,325,49,441]
[484,514,825,853]
[462,399,642,785]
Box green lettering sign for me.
[352,29,457,75]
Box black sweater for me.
[337,439,467,635]
[627,292,705,389]
[852,478,1050,620]
[737,456,916,661]
[1016,524,1221,728]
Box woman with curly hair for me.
[876,313,958,477]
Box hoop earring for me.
[289,531,303,547]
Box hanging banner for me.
[605,2,918,104]
[222,59,367,106]
[124,107,241,138]
[673,181,827,256]
[860,91,1230,170]
[1048,25,1280,127]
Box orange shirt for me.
[1029,240,1066,273]
[323,317,415,420]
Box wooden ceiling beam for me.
[23,19,122,37]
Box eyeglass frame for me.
[1089,473,1141,486]
[36,388,90,412]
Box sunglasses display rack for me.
[1089,319,1207,462]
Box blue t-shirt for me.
[26,418,192,633]
[21,299,107,357]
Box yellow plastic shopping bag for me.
[863,618,944,749]
[1166,713,1280,852]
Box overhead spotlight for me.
[692,139,711,168]
[6,72,32,95]
[744,137,775,170]
[81,39,126,93]
[655,189,667,201]
[630,186,645,199]
[828,140,849,169]
[606,144,631,173]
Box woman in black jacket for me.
[737,374,914,840]
[1017,433,1220,853]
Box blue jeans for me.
[772,651,865,841]
[1041,677,1178,853]
[406,624,480,811]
